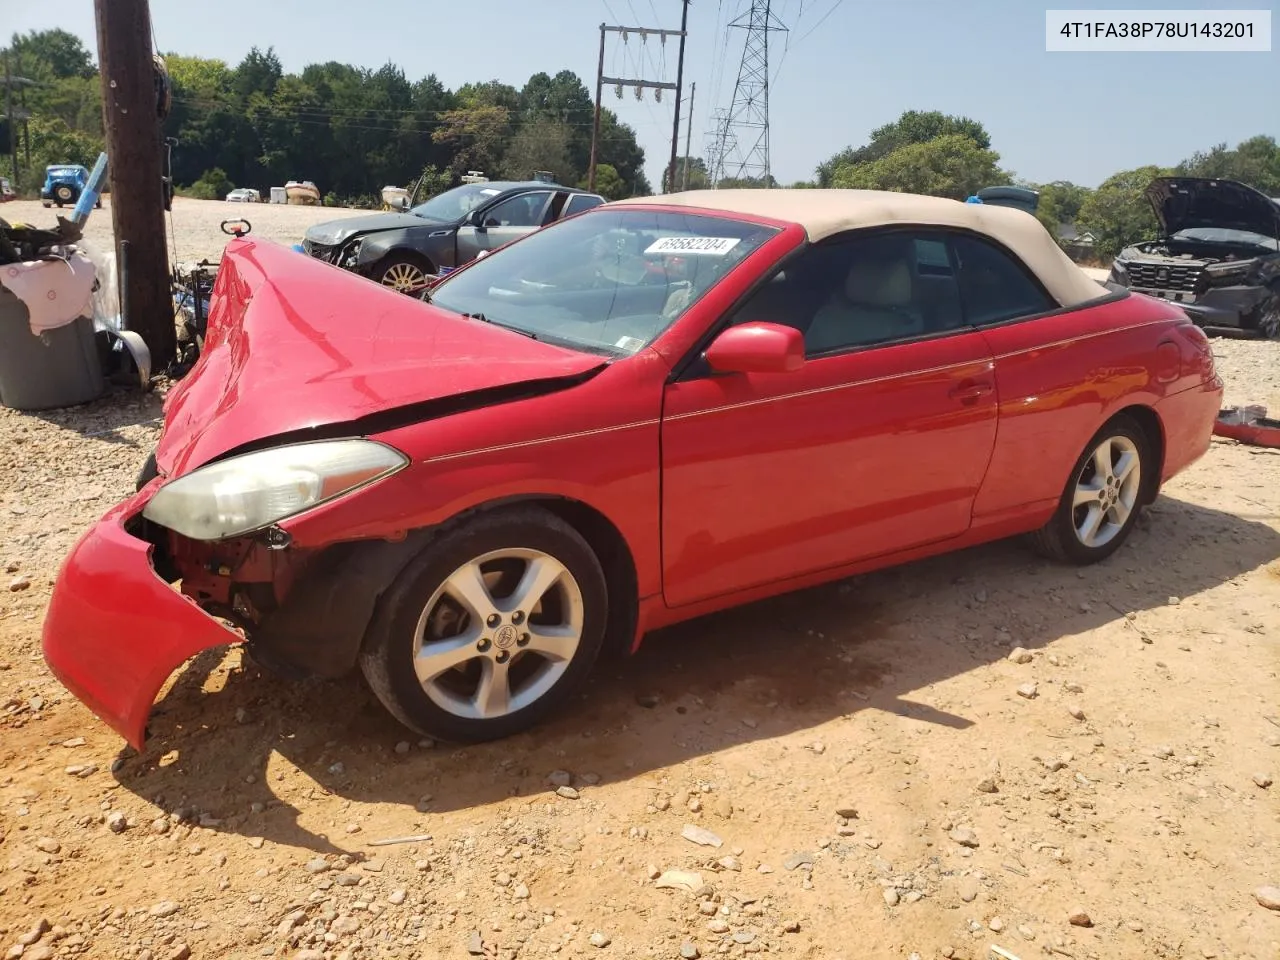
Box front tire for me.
[371,254,432,295]
[1030,414,1151,564]
[359,506,610,743]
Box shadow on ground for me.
[112,494,1280,855]
[27,384,166,449]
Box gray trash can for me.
[0,284,105,411]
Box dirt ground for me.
[3,196,371,264]
[2,198,1279,960]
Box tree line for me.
[1,29,651,205]
[4,30,1277,261]
[806,109,1280,260]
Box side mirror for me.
[703,321,805,374]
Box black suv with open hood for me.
[1109,177,1280,337]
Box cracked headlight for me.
[142,439,408,541]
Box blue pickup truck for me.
[41,164,101,209]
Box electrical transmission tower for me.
[704,107,735,187]
[713,0,787,186]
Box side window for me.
[482,191,553,228]
[564,193,605,216]
[727,231,966,356]
[951,234,1056,325]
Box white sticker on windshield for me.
[644,236,741,256]
[480,188,500,196]
[614,335,645,353]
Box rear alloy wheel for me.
[360,507,609,743]
[374,255,431,296]
[1030,415,1151,564]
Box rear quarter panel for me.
[973,292,1204,521]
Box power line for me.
[794,0,844,44]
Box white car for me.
[225,188,260,203]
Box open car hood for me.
[1145,177,1280,240]
[155,238,605,476]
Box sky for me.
[9,0,1277,190]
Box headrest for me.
[844,256,912,306]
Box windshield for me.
[1173,227,1278,250]
[428,208,780,356]
[411,183,505,222]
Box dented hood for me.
[1146,176,1280,240]
[155,238,605,476]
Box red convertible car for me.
[43,189,1223,748]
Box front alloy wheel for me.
[375,256,430,295]
[413,548,584,720]
[360,506,609,742]
[1030,414,1151,564]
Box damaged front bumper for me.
[1127,282,1275,332]
[41,480,241,750]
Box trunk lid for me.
[1145,176,1280,240]
[155,238,605,476]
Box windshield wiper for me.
[462,312,539,340]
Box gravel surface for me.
[2,203,1280,960]
[3,196,370,264]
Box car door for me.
[660,229,1000,608]
[561,193,606,219]
[455,190,555,262]
[947,234,1099,520]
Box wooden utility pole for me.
[680,82,695,191]
[94,0,174,367]
[666,0,691,194]
[588,22,685,194]
[3,55,16,181]
[588,24,606,193]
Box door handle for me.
[949,380,993,402]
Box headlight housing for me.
[142,439,408,541]
[1204,258,1255,278]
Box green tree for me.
[830,133,1004,200]
[817,109,992,187]
[431,104,512,176]
[1176,135,1280,195]
[716,174,780,189]
[1033,180,1094,236]
[186,166,234,200]
[6,28,95,79]
[667,156,710,191]
[584,163,628,201]
[1076,165,1172,260]
[503,120,575,183]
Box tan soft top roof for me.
[614,189,1108,308]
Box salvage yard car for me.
[41,163,100,209]
[43,189,1223,748]
[1109,176,1280,338]
[300,179,606,294]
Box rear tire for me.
[1029,414,1151,565]
[359,506,609,743]
[55,185,75,204]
